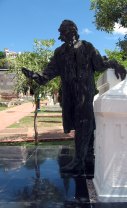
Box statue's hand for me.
[114,65,126,81]
[22,67,34,79]
[22,67,44,85]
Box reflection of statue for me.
[22,20,126,175]
[74,177,89,201]
[63,177,91,208]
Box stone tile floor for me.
[0,145,126,208]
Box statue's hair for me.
[59,20,78,31]
[58,19,79,40]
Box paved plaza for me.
[0,103,73,142]
[0,145,126,208]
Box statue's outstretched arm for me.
[22,51,59,85]
[91,45,126,80]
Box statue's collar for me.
[64,40,82,50]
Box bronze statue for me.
[22,20,126,175]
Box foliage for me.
[7,39,59,97]
[0,58,7,69]
[105,49,127,68]
[0,51,5,59]
[0,51,7,69]
[48,77,61,95]
[117,35,127,58]
[90,0,127,32]
[90,0,127,67]
[7,39,61,144]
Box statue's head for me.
[58,20,79,45]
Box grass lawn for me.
[0,140,74,146]
[33,106,62,113]
[0,106,7,111]
[8,113,62,128]
[0,106,73,147]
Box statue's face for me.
[58,26,77,45]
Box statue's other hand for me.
[22,67,34,79]
[115,65,127,81]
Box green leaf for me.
[6,39,61,102]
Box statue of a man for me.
[22,20,126,175]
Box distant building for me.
[4,48,21,57]
[4,48,17,58]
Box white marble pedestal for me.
[94,77,127,202]
[97,68,121,95]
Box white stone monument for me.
[97,68,121,95]
[94,76,127,202]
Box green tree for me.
[8,39,56,93]
[105,49,127,68]
[0,51,7,69]
[90,0,127,32]
[0,51,5,59]
[117,35,127,58]
[90,0,127,68]
[0,58,6,69]
[8,39,60,144]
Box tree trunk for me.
[34,100,39,145]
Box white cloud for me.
[113,23,127,35]
[81,28,92,35]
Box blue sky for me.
[0,0,126,55]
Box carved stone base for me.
[94,78,127,202]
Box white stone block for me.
[97,68,121,95]
[94,77,127,202]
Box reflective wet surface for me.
[0,146,126,208]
